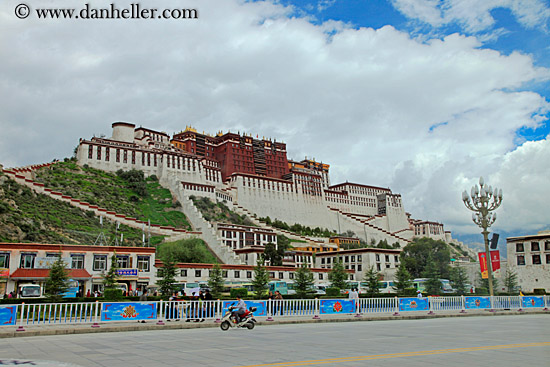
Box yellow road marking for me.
[239,342,550,367]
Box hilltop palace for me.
[75,122,457,248]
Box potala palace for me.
[75,122,456,251]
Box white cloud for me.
[391,0,550,33]
[0,0,548,240]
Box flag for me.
[490,250,500,272]
[478,252,488,279]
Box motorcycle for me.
[220,305,257,331]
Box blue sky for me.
[279,0,550,144]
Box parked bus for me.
[412,278,455,294]
[269,281,289,295]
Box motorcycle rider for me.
[232,295,247,323]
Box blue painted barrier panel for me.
[101,302,157,322]
[465,296,491,309]
[320,299,355,314]
[399,298,429,311]
[521,296,544,308]
[222,300,267,316]
[0,305,17,325]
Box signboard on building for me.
[35,257,71,269]
[116,269,138,277]
[0,268,9,277]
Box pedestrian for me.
[7,291,13,299]
[416,290,423,299]
[274,290,284,315]
[139,290,148,301]
[349,288,359,313]
[86,289,91,297]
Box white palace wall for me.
[75,131,419,248]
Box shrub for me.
[103,288,123,301]
[326,287,340,297]
[230,288,248,298]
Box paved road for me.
[0,314,548,367]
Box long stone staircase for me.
[328,207,411,245]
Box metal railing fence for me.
[1,295,547,331]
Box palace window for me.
[195,270,201,277]
[20,253,36,269]
[116,149,120,162]
[516,243,524,253]
[376,254,380,262]
[531,242,540,252]
[137,256,150,272]
[105,147,109,161]
[116,255,129,269]
[71,254,84,269]
[269,272,275,279]
[247,271,252,279]
[222,270,228,277]
[88,145,93,159]
[279,272,284,279]
[517,256,525,266]
[180,269,187,277]
[97,146,101,160]
[234,271,240,278]
[532,254,541,265]
[545,242,550,251]
[0,253,10,268]
[123,150,128,163]
[93,255,107,271]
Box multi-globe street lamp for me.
[462,177,503,297]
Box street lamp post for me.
[462,177,503,297]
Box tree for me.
[422,255,442,295]
[252,258,269,298]
[362,266,380,297]
[394,263,413,294]
[294,264,315,298]
[44,256,69,302]
[208,263,225,299]
[504,268,518,293]
[328,259,348,290]
[102,253,119,290]
[400,237,451,279]
[263,243,282,266]
[478,272,498,293]
[450,266,469,295]
[157,254,177,297]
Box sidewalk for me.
[1,309,546,339]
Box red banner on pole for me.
[490,250,500,272]
[478,252,488,279]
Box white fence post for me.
[157,299,165,325]
[266,298,274,321]
[16,303,25,332]
[544,295,548,311]
[91,300,100,328]
[312,298,320,319]
[215,299,222,323]
[427,296,435,315]
[393,297,400,316]
[460,295,467,314]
